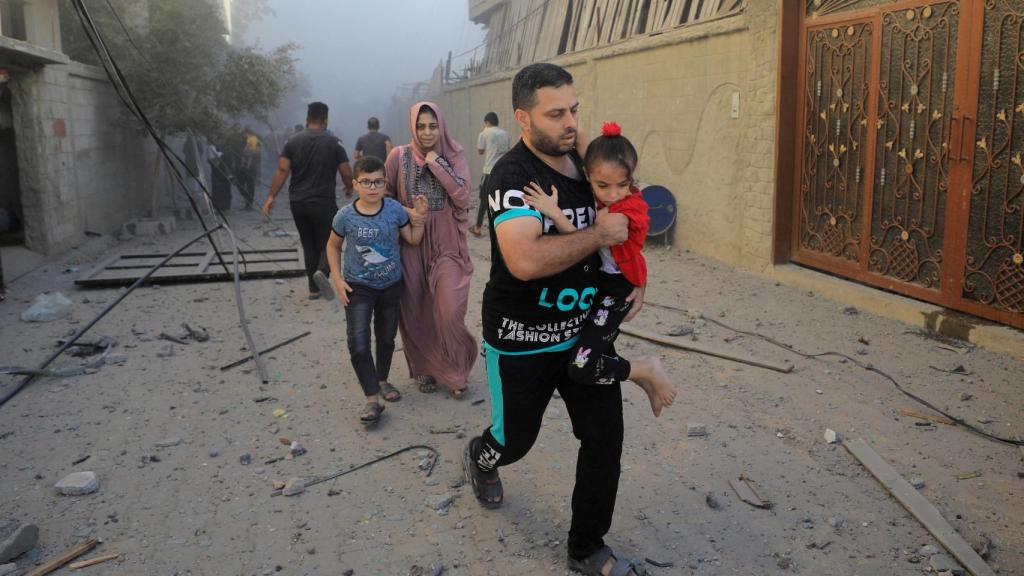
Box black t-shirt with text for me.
[481,140,599,354]
[281,129,349,203]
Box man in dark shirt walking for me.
[354,116,392,162]
[262,101,353,299]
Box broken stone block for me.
[0,522,38,562]
[427,493,453,511]
[687,423,707,437]
[910,477,925,489]
[55,471,99,495]
[281,477,305,497]
[928,553,964,575]
[823,428,839,444]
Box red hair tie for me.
[601,121,622,137]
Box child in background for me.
[524,122,677,416]
[326,155,428,424]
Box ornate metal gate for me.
[794,0,1024,329]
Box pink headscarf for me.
[408,101,464,167]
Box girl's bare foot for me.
[629,357,677,417]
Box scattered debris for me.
[956,471,982,480]
[910,477,926,490]
[843,438,995,576]
[929,364,972,375]
[155,437,182,448]
[704,493,720,510]
[252,395,274,403]
[272,408,288,418]
[20,292,74,323]
[645,557,674,568]
[71,455,91,465]
[828,516,846,529]
[729,474,770,509]
[24,538,98,576]
[239,453,252,466]
[929,553,966,576]
[823,428,838,444]
[666,323,694,337]
[55,471,99,495]
[290,441,306,457]
[974,537,992,560]
[687,423,708,437]
[0,522,39,563]
[281,477,305,497]
[842,306,859,315]
[155,345,175,358]
[158,332,190,345]
[181,322,209,342]
[471,398,485,406]
[270,445,438,497]
[959,392,973,401]
[429,427,459,434]
[426,493,454,513]
[898,409,956,426]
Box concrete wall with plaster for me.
[8,61,155,254]
[434,0,780,273]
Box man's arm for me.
[338,162,353,196]
[495,209,628,281]
[384,139,393,157]
[260,156,291,216]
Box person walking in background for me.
[355,117,393,162]
[262,101,353,299]
[384,101,477,398]
[470,111,509,237]
[238,127,262,210]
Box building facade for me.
[435,0,1024,331]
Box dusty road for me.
[1,208,1021,575]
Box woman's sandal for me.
[462,437,503,509]
[567,546,646,576]
[379,382,402,402]
[416,376,437,393]
[359,401,384,423]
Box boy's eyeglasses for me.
[356,179,387,189]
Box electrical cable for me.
[269,444,439,497]
[643,300,1024,447]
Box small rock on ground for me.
[155,437,182,448]
[55,471,99,495]
[687,423,707,437]
[282,477,305,497]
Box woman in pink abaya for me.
[385,101,477,397]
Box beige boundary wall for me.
[433,0,780,273]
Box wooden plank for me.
[196,250,216,275]
[619,326,793,373]
[68,553,120,569]
[844,438,995,576]
[26,539,99,576]
[80,254,122,281]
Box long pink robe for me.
[384,102,477,393]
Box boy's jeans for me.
[345,281,402,397]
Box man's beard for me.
[529,127,576,156]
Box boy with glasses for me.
[325,156,427,424]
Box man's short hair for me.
[353,155,385,179]
[484,112,499,126]
[294,124,303,132]
[367,117,380,130]
[512,63,573,111]
[307,102,329,124]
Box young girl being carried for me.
[524,122,677,416]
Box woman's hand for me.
[412,194,429,217]
[523,182,561,220]
[425,151,440,164]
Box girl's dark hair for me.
[417,105,437,121]
[584,134,638,183]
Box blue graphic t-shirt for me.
[331,198,410,289]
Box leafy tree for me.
[60,0,297,145]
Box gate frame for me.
[773,0,1023,329]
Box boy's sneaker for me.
[463,437,503,509]
[312,270,335,301]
